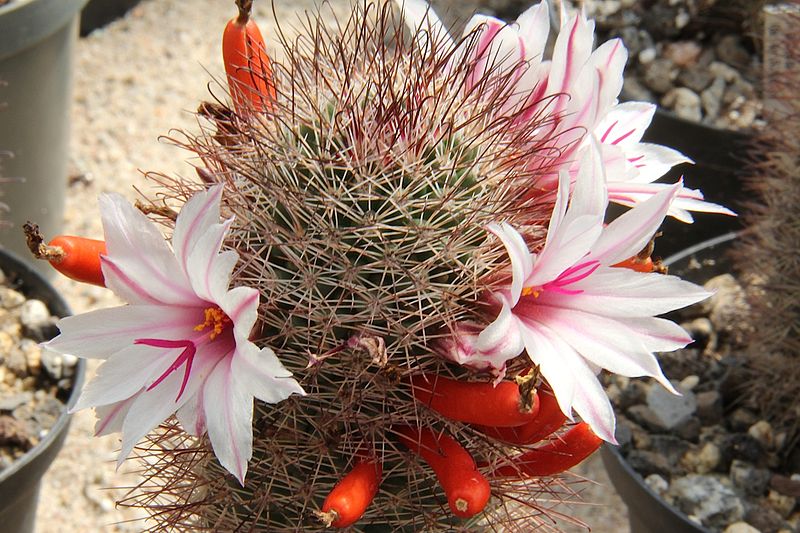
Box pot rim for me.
[0,0,89,61]
[663,231,739,267]
[601,444,710,532]
[0,248,85,485]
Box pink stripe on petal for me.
[612,128,636,145]
[101,256,161,305]
[95,404,124,436]
[228,290,259,324]
[600,120,618,143]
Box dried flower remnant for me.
[45,186,304,484]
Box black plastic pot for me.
[0,249,85,533]
[642,109,750,259]
[80,0,141,36]
[602,232,738,533]
[602,444,708,533]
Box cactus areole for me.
[32,0,736,531]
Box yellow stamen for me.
[521,287,540,298]
[194,306,230,340]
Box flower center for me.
[521,287,541,298]
[194,306,231,340]
[521,260,601,298]
[135,307,232,402]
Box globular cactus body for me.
[123,2,585,531]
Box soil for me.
[573,0,764,131]
[606,251,800,532]
[0,266,77,472]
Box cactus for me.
[734,3,800,459]
[117,3,583,531]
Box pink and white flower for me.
[445,146,711,441]
[395,0,734,221]
[46,186,304,484]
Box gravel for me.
[35,0,630,531]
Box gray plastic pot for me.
[0,0,88,276]
[0,247,84,533]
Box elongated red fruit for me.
[223,3,275,113]
[319,457,382,528]
[474,386,567,445]
[395,426,490,518]
[492,422,602,477]
[613,255,654,273]
[47,236,106,286]
[410,374,539,427]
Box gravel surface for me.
[35,0,629,531]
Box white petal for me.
[46,305,199,359]
[625,143,693,184]
[559,267,712,317]
[521,318,619,443]
[586,38,627,119]
[71,344,171,411]
[172,185,225,274]
[518,321,575,418]
[548,13,595,115]
[670,195,737,218]
[394,0,454,51]
[528,171,604,287]
[464,15,523,85]
[99,194,199,306]
[219,286,260,340]
[597,142,631,182]
[474,301,525,367]
[117,369,201,466]
[589,182,680,265]
[231,335,305,404]
[94,394,139,437]
[567,141,608,220]
[527,306,676,392]
[204,357,253,484]
[176,390,207,437]
[625,316,695,353]
[570,368,617,444]
[516,1,550,60]
[486,222,533,305]
[185,217,236,302]
[606,182,735,221]
[545,170,571,242]
[596,101,656,147]
[554,67,601,151]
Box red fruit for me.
[320,457,382,528]
[395,425,491,519]
[613,255,655,273]
[491,422,603,477]
[410,374,539,427]
[46,236,106,286]
[474,386,567,445]
[223,4,276,113]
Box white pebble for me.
[639,47,657,65]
